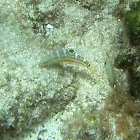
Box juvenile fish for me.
[39,49,91,68]
[105,60,116,87]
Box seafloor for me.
[0,0,139,140]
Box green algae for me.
[124,2,140,46]
[114,54,133,70]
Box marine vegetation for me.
[124,1,140,46]
[114,1,140,98]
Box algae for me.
[124,1,140,46]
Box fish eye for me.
[88,64,90,67]
[68,49,74,54]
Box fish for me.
[39,49,91,68]
[104,60,116,88]
[39,49,97,76]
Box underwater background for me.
[0,0,139,139]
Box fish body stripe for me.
[83,58,87,62]
[40,49,90,68]
[51,53,54,60]
[75,53,78,59]
[56,50,60,59]
[63,49,67,57]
